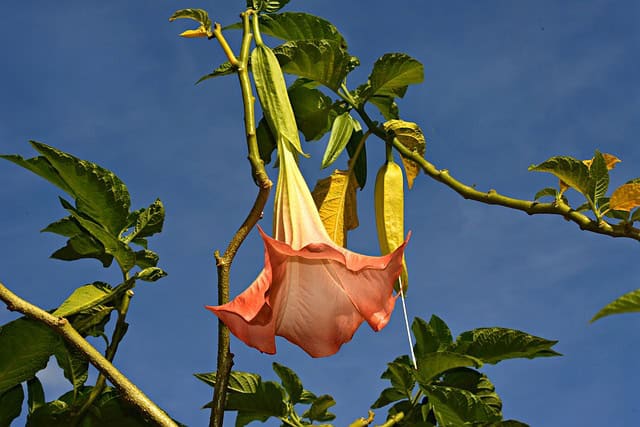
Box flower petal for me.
[207,227,408,357]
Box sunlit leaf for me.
[169,9,212,37]
[453,328,560,364]
[439,368,502,415]
[272,362,303,404]
[369,95,400,120]
[311,169,359,247]
[50,232,113,268]
[370,387,407,409]
[369,53,424,98]
[422,384,501,425]
[194,371,261,394]
[274,40,352,91]
[609,182,640,212]
[415,352,482,384]
[225,381,287,423]
[533,187,559,201]
[254,12,346,47]
[302,394,336,422]
[384,120,426,189]
[53,282,113,318]
[529,156,591,197]
[586,151,609,206]
[591,287,640,322]
[412,315,453,358]
[2,141,131,236]
[136,267,167,282]
[248,0,291,13]
[321,112,355,168]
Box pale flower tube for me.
[206,141,408,357]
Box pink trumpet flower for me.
[206,140,409,357]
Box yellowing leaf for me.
[582,153,620,170]
[311,170,359,247]
[383,120,425,189]
[609,182,640,212]
[558,152,619,195]
[179,27,210,38]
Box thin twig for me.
[0,283,177,427]
[355,108,640,242]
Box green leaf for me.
[53,341,88,392]
[528,156,591,198]
[412,315,453,358]
[591,287,640,322]
[346,121,367,189]
[415,352,482,384]
[129,199,165,240]
[225,381,287,422]
[168,9,212,30]
[196,62,236,84]
[368,95,400,120]
[321,112,355,168]
[26,377,45,414]
[194,371,262,394]
[0,384,24,426]
[289,84,337,141]
[370,387,407,409]
[53,282,113,318]
[136,267,167,282]
[61,198,135,272]
[0,318,57,393]
[587,151,609,208]
[302,394,336,422]
[50,233,113,268]
[41,216,83,237]
[380,357,415,398]
[272,362,303,404]
[255,12,346,47]
[256,117,277,165]
[134,249,159,269]
[422,384,501,425]
[368,53,424,98]
[439,368,502,415]
[249,0,291,13]
[533,187,559,201]
[32,141,130,235]
[274,40,352,91]
[252,44,306,155]
[68,305,114,337]
[453,328,560,364]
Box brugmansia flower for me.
[206,145,408,357]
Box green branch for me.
[0,282,177,427]
[208,10,273,427]
[355,108,640,242]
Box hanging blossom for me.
[206,139,409,357]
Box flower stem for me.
[208,10,273,427]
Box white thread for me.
[399,280,417,369]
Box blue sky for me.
[1,1,640,425]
